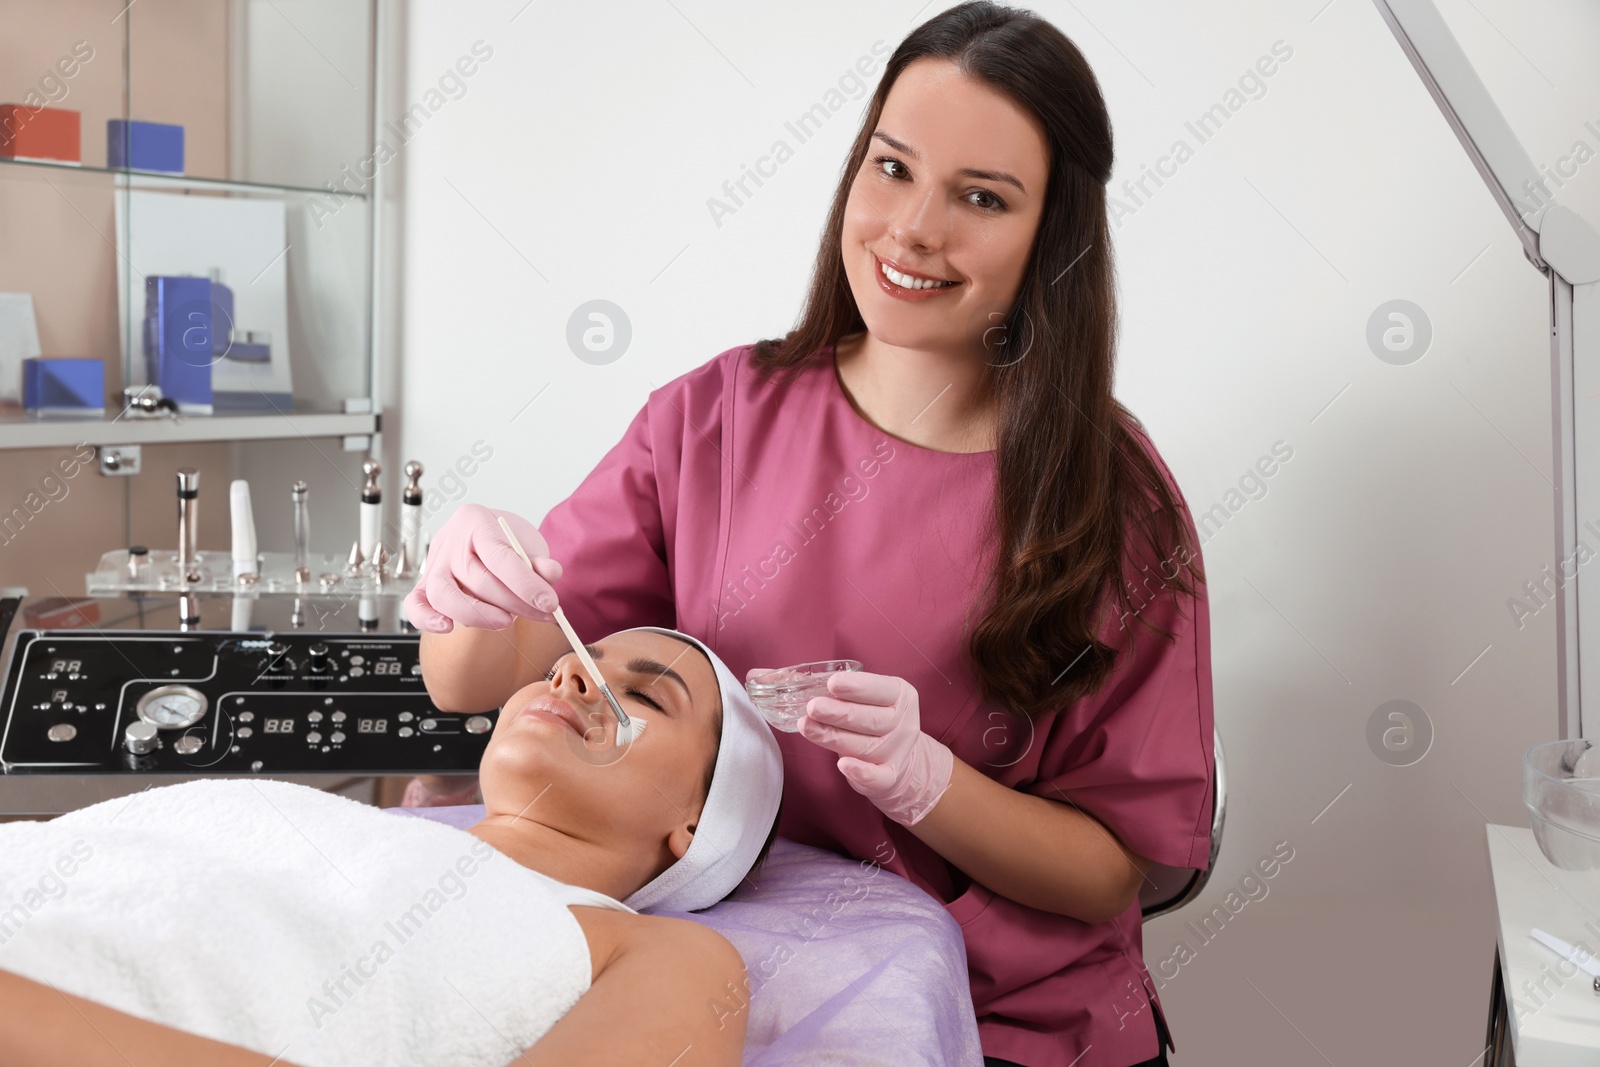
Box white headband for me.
[618,627,784,913]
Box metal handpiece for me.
[176,468,200,583]
[360,459,382,563]
[358,593,379,631]
[292,481,310,582]
[400,461,423,579]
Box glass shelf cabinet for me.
[0,0,384,448]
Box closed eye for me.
[626,687,665,713]
[547,652,675,714]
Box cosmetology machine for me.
[1376,0,1600,743]
[0,459,487,816]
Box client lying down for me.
[0,626,784,1067]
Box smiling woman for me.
[407,5,1214,1067]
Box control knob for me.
[125,721,159,755]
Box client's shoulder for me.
[537,908,748,1063]
[567,906,742,986]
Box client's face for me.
[477,630,721,891]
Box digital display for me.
[357,718,387,733]
[48,660,83,674]
[263,718,294,734]
[373,661,402,675]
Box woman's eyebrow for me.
[624,658,691,703]
[871,130,1027,194]
[586,646,692,703]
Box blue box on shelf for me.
[107,119,183,174]
[22,358,104,415]
[143,275,213,413]
[222,330,271,362]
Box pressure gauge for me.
[136,685,208,730]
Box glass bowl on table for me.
[1523,739,1600,871]
[745,660,863,733]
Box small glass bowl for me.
[1524,739,1600,871]
[745,659,862,732]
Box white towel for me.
[0,778,629,1067]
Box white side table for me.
[1484,824,1600,1066]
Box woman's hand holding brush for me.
[404,503,564,633]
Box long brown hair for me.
[751,1,1204,719]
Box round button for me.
[350,655,365,666]
[47,723,77,742]
[398,726,414,738]
[238,711,254,723]
[410,664,422,675]
[350,666,364,678]
[306,731,322,744]
[331,711,346,723]
[174,735,203,756]
[308,711,323,723]
[124,721,159,755]
[465,715,491,735]
[330,731,346,744]
[237,726,253,739]
[398,711,413,723]
[421,718,437,731]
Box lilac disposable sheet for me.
[390,804,984,1066]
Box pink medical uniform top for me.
[538,342,1214,1067]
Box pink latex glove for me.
[792,670,954,827]
[404,503,564,633]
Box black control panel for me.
[0,595,495,776]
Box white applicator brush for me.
[497,515,642,746]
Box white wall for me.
[396,1,1600,1062]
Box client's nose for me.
[551,662,601,705]
[549,663,616,744]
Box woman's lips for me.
[873,253,961,303]
[519,694,584,737]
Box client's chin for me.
[474,709,621,824]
